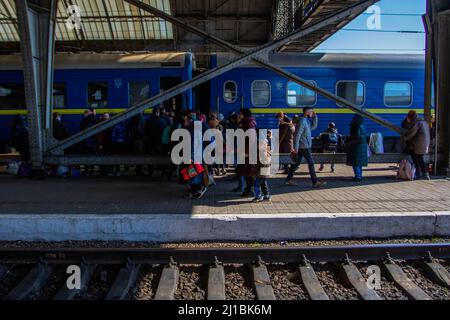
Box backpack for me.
[112,123,126,144]
[323,133,339,151]
[397,159,416,181]
[327,133,339,145]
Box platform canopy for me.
[0,0,375,63]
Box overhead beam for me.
[48,0,388,154]
[124,0,401,135]
[101,0,116,43]
[209,0,232,15]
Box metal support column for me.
[47,0,379,155]
[15,0,57,169]
[423,2,433,124]
[436,11,450,176]
[428,0,450,175]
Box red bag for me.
[180,164,205,182]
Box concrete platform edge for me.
[0,212,449,242]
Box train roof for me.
[215,52,425,69]
[0,52,191,71]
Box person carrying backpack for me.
[318,122,339,173]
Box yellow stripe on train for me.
[250,108,425,115]
[0,108,425,116]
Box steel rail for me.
[47,0,380,154]
[123,0,403,136]
[1,243,450,265]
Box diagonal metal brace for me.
[48,0,387,154]
[125,0,403,135]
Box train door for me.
[160,77,183,113]
[194,80,211,115]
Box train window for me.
[384,82,413,106]
[287,81,317,106]
[129,81,151,106]
[336,81,365,106]
[88,82,108,108]
[53,83,66,108]
[0,84,25,109]
[251,80,271,107]
[223,81,237,103]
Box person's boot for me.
[422,173,431,181]
[312,181,327,188]
[241,187,254,198]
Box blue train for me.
[0,52,194,149]
[0,51,425,151]
[210,52,426,137]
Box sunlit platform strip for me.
[0,212,449,242]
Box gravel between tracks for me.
[174,266,207,300]
[400,261,450,300]
[130,265,160,300]
[267,264,308,300]
[0,265,29,298]
[225,265,255,300]
[79,267,118,300]
[315,263,359,300]
[29,266,65,300]
[358,263,408,300]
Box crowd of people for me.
[8,105,433,200]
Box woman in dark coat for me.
[276,112,295,173]
[236,108,258,197]
[346,114,368,182]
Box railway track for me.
[1,243,450,300]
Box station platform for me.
[0,164,449,242]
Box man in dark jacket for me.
[285,107,325,188]
[128,113,146,176]
[53,113,70,141]
[146,108,167,155]
[79,109,97,175]
[10,115,30,161]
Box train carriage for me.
[0,52,195,150]
[209,52,426,146]
[0,51,428,153]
